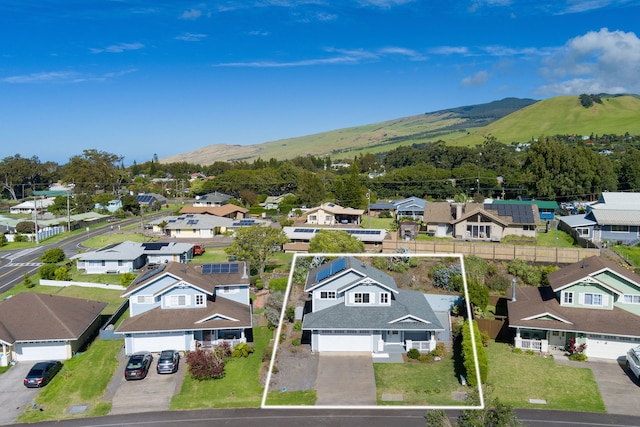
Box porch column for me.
[514,328,522,349]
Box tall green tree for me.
[308,230,365,253]
[225,225,289,274]
[62,149,124,195]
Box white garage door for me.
[587,337,637,360]
[318,330,372,352]
[131,332,186,354]
[15,341,68,361]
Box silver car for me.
[626,346,640,380]
[156,350,180,374]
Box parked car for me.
[124,352,153,380]
[156,350,180,374]
[626,346,640,380]
[23,360,63,388]
[192,244,205,256]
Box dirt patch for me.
[267,324,319,393]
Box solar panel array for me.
[486,203,534,223]
[142,242,170,251]
[232,219,256,227]
[293,228,318,233]
[187,219,199,225]
[136,194,154,203]
[137,265,166,282]
[315,257,347,282]
[345,229,382,235]
[202,263,240,274]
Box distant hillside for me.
[160,95,640,165]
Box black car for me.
[24,360,63,388]
[124,352,153,380]
[156,350,180,374]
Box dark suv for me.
[24,360,63,388]
[157,350,180,374]
[124,352,153,380]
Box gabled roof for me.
[393,197,427,210]
[304,203,364,216]
[116,297,251,333]
[423,202,455,223]
[304,257,398,293]
[72,241,145,261]
[452,203,539,226]
[547,255,640,293]
[197,191,233,203]
[558,214,596,228]
[507,286,640,337]
[162,214,234,229]
[179,205,248,216]
[302,290,443,331]
[0,293,107,344]
[587,209,640,226]
[593,192,640,210]
[122,261,250,297]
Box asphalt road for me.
[10,407,640,427]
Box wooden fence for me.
[382,239,600,264]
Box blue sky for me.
[2,0,640,165]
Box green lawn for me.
[17,338,123,423]
[484,342,605,412]
[265,390,317,406]
[170,327,273,409]
[612,245,640,266]
[374,354,467,406]
[535,228,578,248]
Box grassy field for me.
[484,342,605,412]
[374,354,466,406]
[17,338,123,423]
[170,327,273,409]
[612,245,640,266]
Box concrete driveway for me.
[0,361,44,425]
[591,357,640,416]
[108,351,185,415]
[315,352,376,406]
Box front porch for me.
[194,329,247,349]
[513,328,582,353]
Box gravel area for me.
[267,329,319,393]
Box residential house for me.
[136,193,167,210]
[282,226,386,253]
[260,193,295,211]
[179,204,249,220]
[303,203,364,226]
[0,293,107,363]
[141,242,195,265]
[451,202,539,241]
[193,191,233,207]
[558,192,640,246]
[394,197,427,220]
[9,197,55,214]
[302,257,444,354]
[508,255,640,359]
[74,241,146,274]
[157,214,235,238]
[116,261,252,355]
[368,201,395,217]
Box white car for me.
[626,346,640,380]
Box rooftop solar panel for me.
[201,263,240,274]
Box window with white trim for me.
[624,295,640,304]
[354,293,370,304]
[380,292,390,304]
[576,227,590,236]
[563,291,573,304]
[319,291,336,299]
[195,294,205,306]
[583,293,603,306]
[168,295,187,307]
[136,295,153,304]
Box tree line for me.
[2,133,640,214]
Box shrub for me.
[525,349,536,356]
[54,266,70,281]
[14,234,28,242]
[430,263,463,292]
[231,342,254,358]
[216,341,232,359]
[418,353,434,363]
[512,347,522,354]
[566,337,588,361]
[39,263,57,280]
[186,348,226,380]
[293,320,302,331]
[285,306,295,323]
[262,346,273,363]
[16,221,35,234]
[40,247,65,263]
[462,319,488,386]
[23,273,35,288]
[486,274,510,292]
[120,272,136,287]
[407,348,421,359]
[291,338,300,346]
[255,279,264,290]
[268,277,288,293]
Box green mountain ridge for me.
[160,95,640,165]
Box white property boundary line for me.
[261,252,485,411]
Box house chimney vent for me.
[242,262,248,279]
[511,278,517,302]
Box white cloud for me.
[90,42,144,54]
[181,8,202,19]
[1,69,137,84]
[461,70,489,87]
[537,28,640,95]
[356,0,415,7]
[430,46,469,55]
[175,33,207,42]
[215,46,427,67]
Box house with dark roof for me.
[0,293,107,363]
[301,257,444,354]
[179,204,249,220]
[492,199,558,222]
[507,255,640,359]
[116,261,252,355]
[135,193,167,209]
[193,191,233,207]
